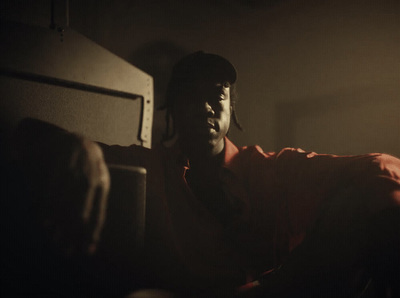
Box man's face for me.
[173,81,231,156]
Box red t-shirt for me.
[101,137,400,292]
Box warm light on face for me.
[174,81,231,156]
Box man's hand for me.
[12,118,110,256]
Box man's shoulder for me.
[235,144,300,160]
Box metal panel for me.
[0,21,153,147]
[0,76,142,146]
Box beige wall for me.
[2,0,399,156]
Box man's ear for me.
[230,105,233,114]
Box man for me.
[101,51,400,297]
[6,52,399,297]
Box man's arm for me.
[240,148,400,297]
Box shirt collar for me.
[223,137,240,171]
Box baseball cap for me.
[163,51,237,108]
[169,51,237,86]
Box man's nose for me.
[204,101,215,116]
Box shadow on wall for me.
[129,41,188,146]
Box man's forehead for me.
[175,81,230,104]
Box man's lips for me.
[207,121,216,129]
[192,120,219,134]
